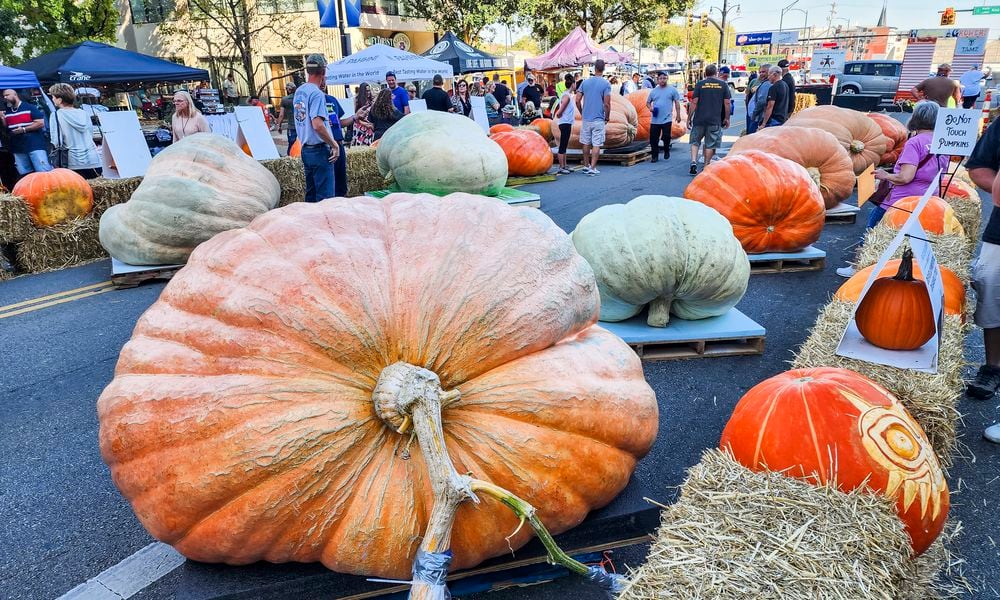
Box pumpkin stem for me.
[894,248,916,282]
[647,296,673,327]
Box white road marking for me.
[57,542,185,599]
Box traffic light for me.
[940,7,956,25]
[687,14,694,27]
[700,13,708,27]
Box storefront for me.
[354,29,435,55]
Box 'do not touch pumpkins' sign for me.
[720,367,948,555]
[97,193,658,578]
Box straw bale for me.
[899,522,972,599]
[618,449,914,600]
[89,177,143,218]
[0,194,34,243]
[791,300,963,465]
[944,196,982,243]
[347,146,386,197]
[260,157,305,207]
[793,93,817,114]
[853,224,972,283]
[16,215,106,273]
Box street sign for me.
[735,30,799,46]
[973,6,1000,15]
[812,49,846,75]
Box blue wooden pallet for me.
[747,245,826,274]
[365,187,540,208]
[601,308,766,360]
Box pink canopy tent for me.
[525,27,632,71]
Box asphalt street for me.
[1,103,997,600]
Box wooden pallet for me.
[507,173,557,187]
[825,211,858,225]
[749,246,826,274]
[110,258,181,289]
[601,309,766,361]
[555,148,651,167]
[629,335,766,360]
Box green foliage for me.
[401,0,518,44]
[519,0,691,46]
[0,0,117,64]
[510,36,540,54]
[647,21,736,62]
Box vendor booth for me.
[0,66,45,190]
[525,27,631,72]
[325,42,453,85]
[17,41,209,88]
[421,32,511,75]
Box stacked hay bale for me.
[17,216,104,273]
[90,177,143,218]
[793,93,817,114]
[347,147,384,197]
[261,157,305,206]
[0,193,33,246]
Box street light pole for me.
[773,0,799,54]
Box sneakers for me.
[589,167,601,175]
[650,156,658,163]
[689,163,697,175]
[985,423,1000,444]
[558,168,572,174]
[966,365,1000,399]
[836,266,857,278]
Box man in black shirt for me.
[759,66,789,127]
[521,75,543,110]
[493,76,511,109]
[422,74,453,112]
[686,63,731,174]
[778,59,796,115]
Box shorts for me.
[973,242,1000,328]
[689,124,723,149]
[580,120,606,147]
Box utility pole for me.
[717,0,731,64]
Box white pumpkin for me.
[99,133,280,265]
[571,195,750,327]
[376,111,508,196]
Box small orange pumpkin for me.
[289,139,302,157]
[489,123,515,135]
[884,196,964,236]
[836,259,965,317]
[12,168,94,227]
[530,118,553,141]
[855,249,936,351]
[492,129,553,177]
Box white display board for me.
[955,36,987,56]
[813,50,846,75]
[233,106,279,160]
[931,108,981,156]
[836,174,945,373]
[470,96,489,133]
[97,111,152,179]
[408,99,428,113]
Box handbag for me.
[49,109,69,168]
[868,151,936,208]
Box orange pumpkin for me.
[670,103,688,139]
[868,112,908,166]
[720,367,949,555]
[730,126,855,209]
[370,139,380,149]
[489,123,515,135]
[883,195,965,236]
[492,129,554,177]
[683,150,826,253]
[289,139,301,157]
[943,179,977,203]
[855,249,936,351]
[836,259,965,318]
[625,89,651,141]
[786,106,889,174]
[530,118,553,141]
[97,193,658,579]
[550,94,638,150]
[12,168,94,227]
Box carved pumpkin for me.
[671,103,688,139]
[97,193,659,579]
[883,195,965,237]
[720,367,948,555]
[786,106,889,174]
[489,123,514,135]
[289,139,301,157]
[99,133,280,265]
[625,89,651,141]
[378,111,508,197]
[943,179,977,203]
[492,129,553,177]
[530,118,553,141]
[855,249,936,351]
[729,126,855,209]
[12,168,94,227]
[551,94,638,150]
[868,112,908,166]
[836,259,965,318]
[684,150,826,253]
[571,195,749,326]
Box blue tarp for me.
[0,65,41,89]
[17,41,209,86]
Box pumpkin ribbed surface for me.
[884,195,965,236]
[786,106,889,174]
[684,150,826,253]
[836,259,965,317]
[492,129,554,176]
[625,89,651,141]
[530,118,553,141]
[550,94,638,150]
[855,250,937,351]
[97,193,658,578]
[720,367,948,555]
[12,168,93,227]
[867,112,908,166]
[729,127,855,209]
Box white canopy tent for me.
[325,43,454,85]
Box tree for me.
[400,0,517,44]
[0,0,117,64]
[647,20,736,63]
[520,0,691,46]
[510,35,540,54]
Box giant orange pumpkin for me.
[729,126,856,209]
[883,195,965,236]
[550,94,638,150]
[97,193,658,579]
[12,168,94,227]
[683,150,825,253]
[671,103,688,139]
[489,123,514,135]
[530,118,553,141]
[492,129,554,176]
[720,367,948,555]
[836,259,965,318]
[289,139,302,157]
[786,106,889,174]
[868,112,908,166]
[625,89,651,141]
[855,249,936,351]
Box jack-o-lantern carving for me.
[720,367,948,555]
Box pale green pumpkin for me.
[571,195,750,327]
[99,133,280,265]
[376,111,508,196]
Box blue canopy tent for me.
[17,41,208,88]
[0,65,42,89]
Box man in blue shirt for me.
[294,54,339,202]
[575,59,612,175]
[646,73,682,162]
[3,89,53,175]
[325,89,355,197]
[386,72,410,115]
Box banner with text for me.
[735,30,799,47]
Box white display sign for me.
[233,106,279,160]
[408,99,428,113]
[470,96,489,133]
[955,36,987,56]
[836,174,945,372]
[931,108,981,156]
[97,111,152,179]
[774,30,800,45]
[812,49,847,75]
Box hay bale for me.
[793,93,817,114]
[618,449,913,600]
[945,196,982,242]
[899,522,972,599]
[16,215,106,273]
[90,177,143,218]
[853,224,972,282]
[0,194,34,243]
[260,157,305,207]
[791,300,963,464]
[347,146,385,197]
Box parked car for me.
[836,60,902,103]
[728,69,750,92]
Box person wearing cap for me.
[646,72,682,163]
[275,81,298,151]
[718,66,736,120]
[960,65,992,109]
[623,72,640,95]
[777,59,796,116]
[686,63,731,175]
[294,54,339,202]
[521,74,542,112]
[384,72,410,115]
[911,64,961,108]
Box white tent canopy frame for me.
[325,43,454,85]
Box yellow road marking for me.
[0,281,113,313]
[0,285,113,319]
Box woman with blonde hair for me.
[47,83,102,178]
[171,90,211,142]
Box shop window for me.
[259,0,312,14]
[130,0,176,23]
[361,0,405,16]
